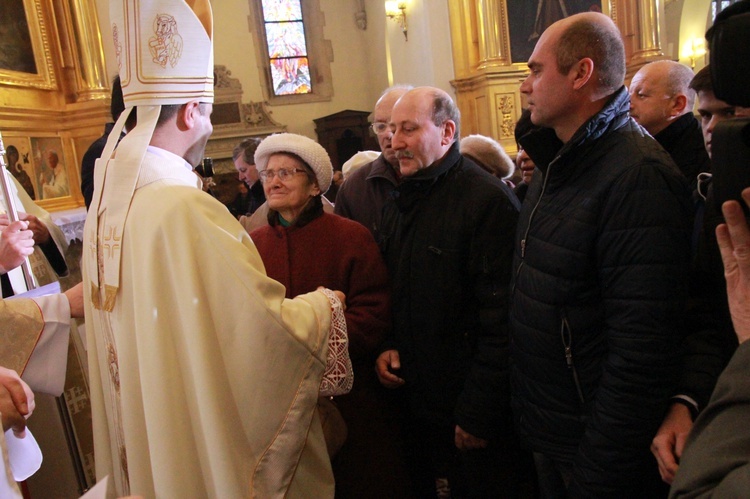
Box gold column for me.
[67,0,109,101]
[633,0,664,61]
[608,0,665,70]
[476,0,511,68]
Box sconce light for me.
[682,37,706,69]
[385,1,408,41]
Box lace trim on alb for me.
[318,289,353,397]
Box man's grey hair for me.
[430,90,461,143]
[662,61,697,110]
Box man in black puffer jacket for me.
[511,13,692,498]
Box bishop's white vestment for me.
[83,148,337,498]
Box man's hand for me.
[651,403,692,484]
[455,425,488,451]
[375,349,405,388]
[0,212,51,245]
[0,366,34,438]
[64,282,85,319]
[0,220,34,273]
[716,187,750,344]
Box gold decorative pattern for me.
[0,0,57,90]
[496,94,515,138]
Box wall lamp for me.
[385,1,408,41]
[682,37,706,69]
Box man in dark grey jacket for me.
[511,12,692,497]
[334,85,412,240]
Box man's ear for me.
[671,94,689,116]
[572,58,595,90]
[442,120,456,145]
[178,101,202,131]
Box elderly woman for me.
[250,134,403,496]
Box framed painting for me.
[30,137,70,201]
[507,1,603,63]
[0,0,56,89]
[2,135,37,201]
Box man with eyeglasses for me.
[334,85,413,240]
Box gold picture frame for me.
[0,0,57,90]
[2,132,81,211]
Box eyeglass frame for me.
[370,122,390,135]
[258,167,308,183]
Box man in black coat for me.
[652,64,750,486]
[376,86,520,497]
[512,12,692,497]
[629,60,710,191]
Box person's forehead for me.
[268,152,305,168]
[529,24,561,63]
[374,91,407,118]
[234,157,251,168]
[392,93,431,121]
[697,90,731,110]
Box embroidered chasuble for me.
[0,299,43,374]
[83,150,337,497]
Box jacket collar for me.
[366,154,401,186]
[520,86,631,174]
[653,112,700,152]
[392,142,460,212]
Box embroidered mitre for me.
[87,0,214,311]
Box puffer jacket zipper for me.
[560,314,585,405]
[512,155,559,296]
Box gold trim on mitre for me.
[111,0,214,107]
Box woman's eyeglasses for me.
[259,168,307,183]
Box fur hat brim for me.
[460,134,515,179]
[254,133,333,192]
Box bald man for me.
[512,13,691,497]
[334,85,412,241]
[376,86,521,497]
[630,60,710,189]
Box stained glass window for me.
[261,0,312,96]
[712,0,740,20]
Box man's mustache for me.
[396,151,414,160]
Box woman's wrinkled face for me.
[262,153,320,215]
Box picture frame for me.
[0,0,57,90]
[506,1,603,64]
[2,132,80,211]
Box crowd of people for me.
[3,0,750,497]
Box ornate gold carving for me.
[496,94,515,139]
[0,0,57,89]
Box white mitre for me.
[87,0,213,311]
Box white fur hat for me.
[255,133,333,193]
[460,134,515,180]
[342,150,379,178]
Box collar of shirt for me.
[146,145,193,172]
